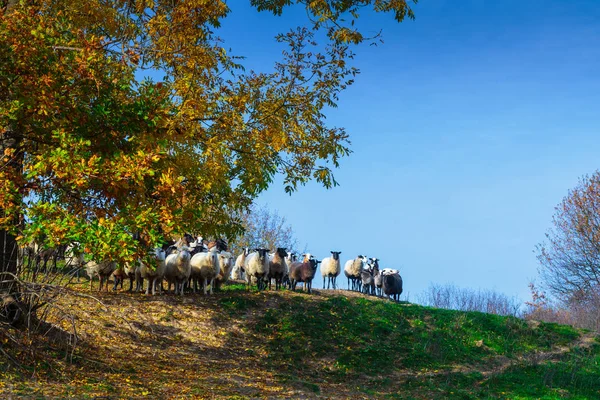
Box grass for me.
[0,282,598,398]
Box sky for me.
[196,1,600,302]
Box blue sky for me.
[214,1,600,301]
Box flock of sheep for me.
[58,235,404,301]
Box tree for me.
[535,171,600,304]
[0,1,417,308]
[231,204,300,256]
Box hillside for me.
[1,283,599,399]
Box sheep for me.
[282,252,297,289]
[164,247,191,295]
[189,248,220,295]
[344,255,366,291]
[231,247,249,281]
[85,260,117,292]
[64,243,85,280]
[207,238,228,252]
[381,268,400,276]
[244,248,270,290]
[188,236,208,256]
[136,248,167,295]
[289,256,320,294]
[112,262,137,291]
[360,261,375,295]
[268,248,288,290]
[215,251,235,289]
[321,251,342,290]
[371,258,382,297]
[382,271,403,301]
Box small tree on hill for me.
[535,172,600,304]
[231,204,300,256]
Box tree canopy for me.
[0,0,416,263]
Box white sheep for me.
[215,251,235,289]
[344,255,366,291]
[189,248,220,295]
[321,251,342,290]
[137,248,167,295]
[164,248,191,295]
[244,248,270,290]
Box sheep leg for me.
[203,278,208,295]
[146,278,152,295]
[333,277,337,290]
[209,278,214,295]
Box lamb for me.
[344,255,366,291]
[189,248,220,295]
[164,247,192,295]
[215,251,235,289]
[231,247,249,281]
[85,260,117,292]
[382,271,403,301]
[244,248,270,290]
[289,256,320,294]
[136,248,167,295]
[321,251,342,290]
[268,248,288,291]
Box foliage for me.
[0,0,417,264]
[1,286,598,398]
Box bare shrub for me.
[524,282,600,331]
[418,283,522,317]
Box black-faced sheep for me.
[268,248,288,290]
[321,251,342,289]
[289,257,320,294]
[382,270,403,301]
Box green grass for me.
[249,293,599,398]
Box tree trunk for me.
[1,0,23,320]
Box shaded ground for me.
[0,281,599,399]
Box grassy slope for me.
[1,282,599,399]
